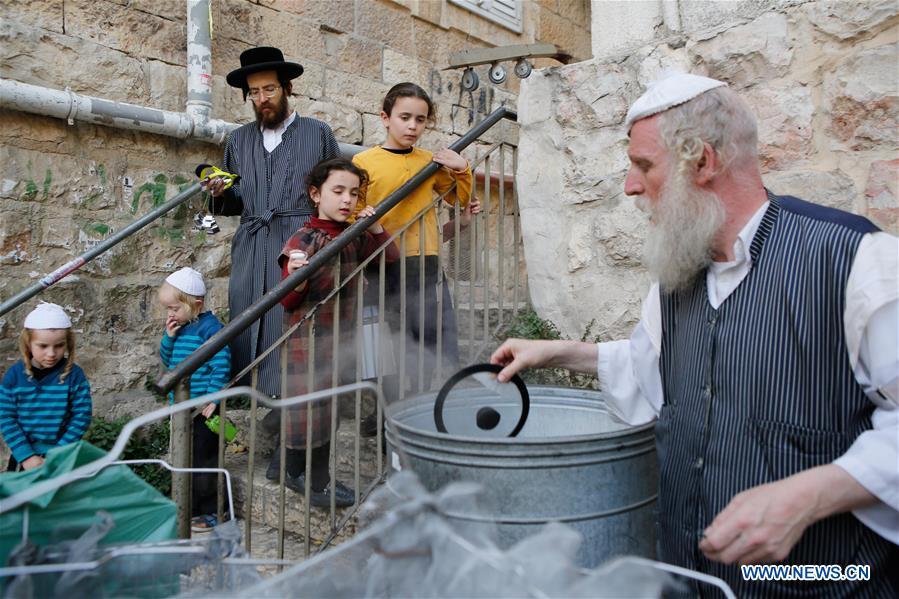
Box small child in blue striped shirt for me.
[0,302,92,472]
[158,267,231,531]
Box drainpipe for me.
[187,0,214,126]
[0,78,235,144]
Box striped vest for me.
[657,194,897,597]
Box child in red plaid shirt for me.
[276,158,398,507]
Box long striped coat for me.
[212,116,340,397]
[278,220,398,449]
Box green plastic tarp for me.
[0,440,177,566]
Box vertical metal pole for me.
[498,145,506,331]
[217,393,226,523]
[171,378,192,539]
[330,258,340,525]
[354,269,363,506]
[513,145,521,319]
[304,315,315,558]
[417,218,426,392]
[377,252,386,475]
[436,206,444,384]
[245,367,259,554]
[468,182,477,363]
[483,154,491,351]
[399,233,407,402]
[278,346,288,561]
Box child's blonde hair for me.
[19,328,76,382]
[158,282,204,320]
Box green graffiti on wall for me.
[42,169,52,201]
[130,173,188,241]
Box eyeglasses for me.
[247,85,281,101]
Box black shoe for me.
[265,451,280,481]
[360,413,381,438]
[284,474,355,508]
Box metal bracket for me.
[444,43,572,70]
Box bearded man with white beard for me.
[492,73,898,596]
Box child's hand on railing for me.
[460,197,481,227]
[433,149,468,172]
[358,205,385,234]
[287,250,309,274]
[201,402,216,418]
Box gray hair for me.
[657,86,759,176]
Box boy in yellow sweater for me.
[353,82,472,393]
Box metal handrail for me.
[156,106,518,395]
[0,182,204,318]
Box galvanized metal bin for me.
[385,386,658,567]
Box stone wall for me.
[520,0,897,341]
[0,0,592,403]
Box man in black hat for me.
[207,47,341,487]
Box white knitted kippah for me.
[23,302,72,329]
[165,267,207,297]
[625,71,727,130]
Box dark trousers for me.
[192,414,220,517]
[385,256,460,392]
[285,443,331,490]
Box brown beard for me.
[253,92,289,129]
[636,170,726,293]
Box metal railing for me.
[155,106,526,560]
[0,182,204,318]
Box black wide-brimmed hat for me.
[226,46,303,88]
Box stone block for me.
[557,0,589,24]
[0,0,64,33]
[687,12,793,88]
[538,9,591,61]
[146,60,188,114]
[744,84,813,170]
[591,0,660,59]
[763,169,857,214]
[322,70,390,114]
[259,0,355,33]
[211,74,252,124]
[292,61,326,102]
[382,48,421,86]
[131,0,184,21]
[65,0,186,66]
[293,98,363,144]
[677,0,805,36]
[0,19,149,104]
[805,0,897,41]
[211,34,253,78]
[0,205,33,266]
[826,44,898,151]
[865,159,899,233]
[354,0,414,51]
[322,32,383,80]
[362,112,384,146]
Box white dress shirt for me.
[261,111,296,153]
[597,201,899,543]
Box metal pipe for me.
[171,379,192,539]
[187,0,213,122]
[155,106,518,395]
[0,182,203,318]
[0,78,365,155]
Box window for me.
[449,0,523,33]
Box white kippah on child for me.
[165,267,207,297]
[625,71,727,130]
[23,302,72,329]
